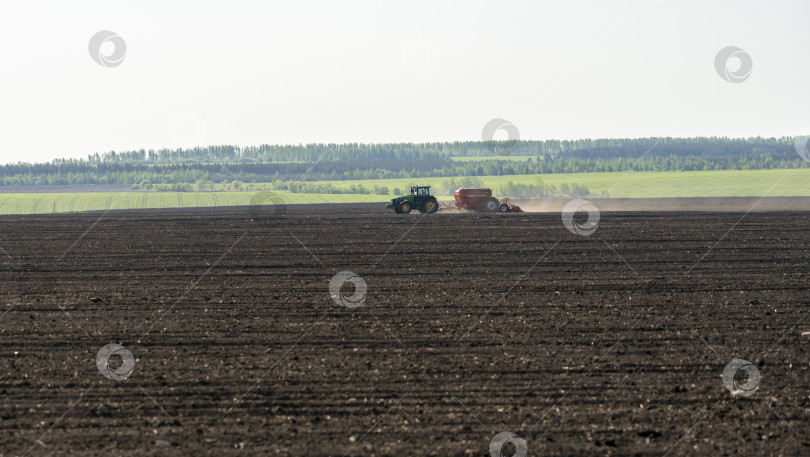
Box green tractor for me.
[386,185,439,214]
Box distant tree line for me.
[0,137,805,187]
[78,144,446,164]
[59,137,801,163]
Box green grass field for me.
[298,168,810,198]
[0,192,376,215]
[1,168,808,214]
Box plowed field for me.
[2,205,809,456]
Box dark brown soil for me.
[1,206,809,456]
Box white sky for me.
[0,0,807,164]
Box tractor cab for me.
[411,185,431,197]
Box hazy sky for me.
[0,0,807,164]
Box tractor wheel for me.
[397,200,412,214]
[393,204,402,214]
[483,198,499,212]
[420,197,439,214]
[499,203,509,212]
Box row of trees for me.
[2,137,806,187]
[2,153,805,187]
[64,136,799,164]
[80,143,446,164]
